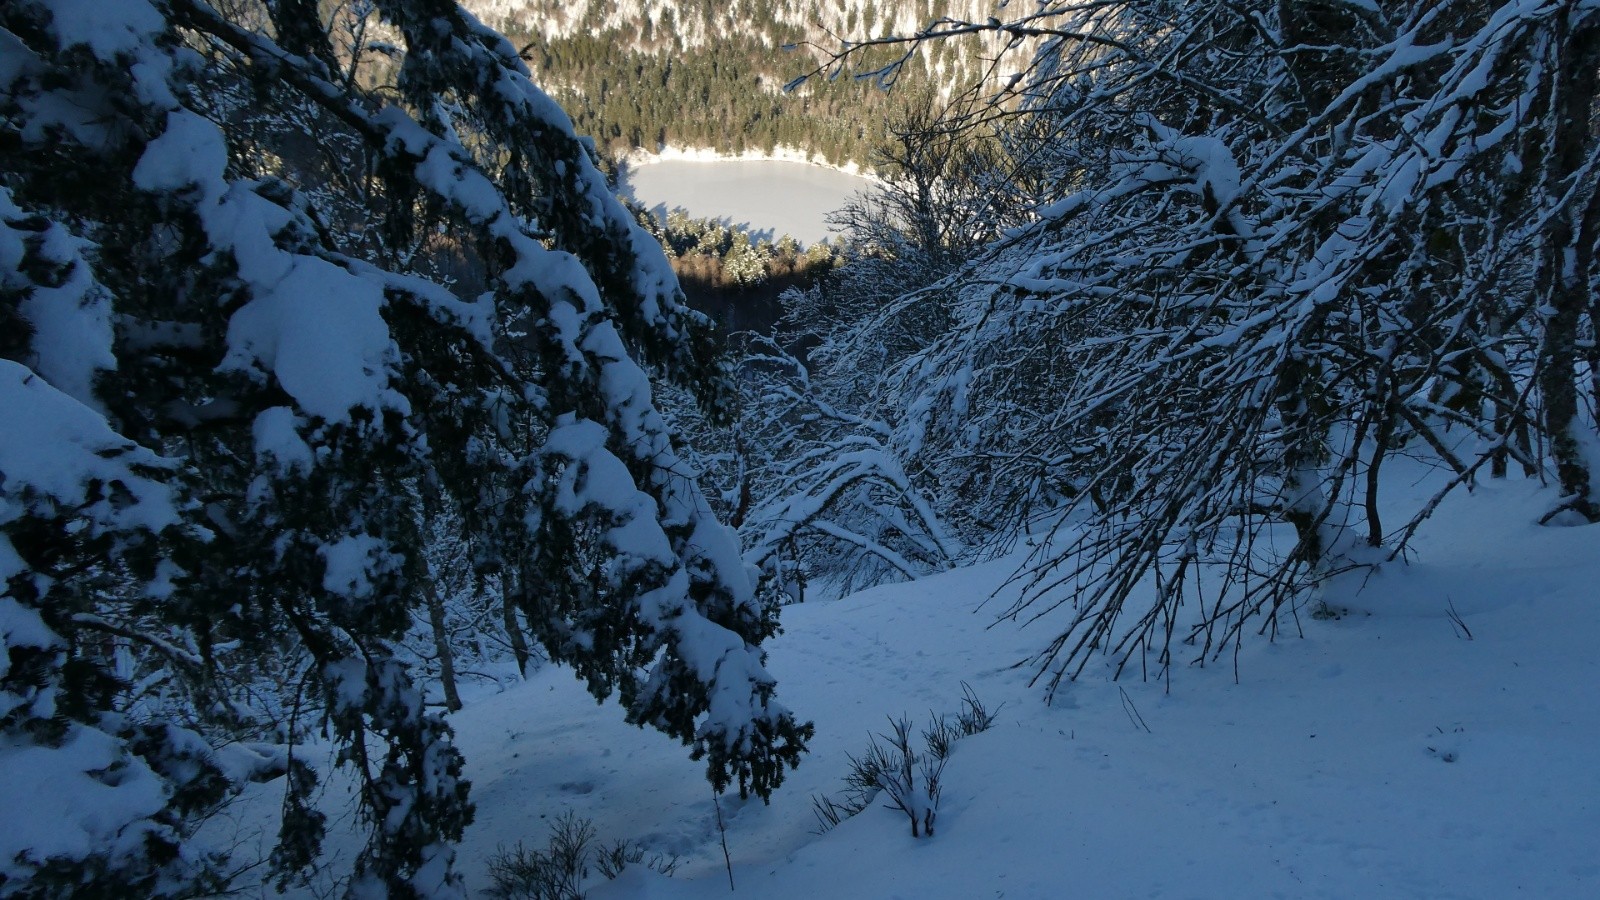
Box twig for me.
[713,791,735,892]
[1444,597,1473,641]
[1119,686,1152,733]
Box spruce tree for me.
[0,1,809,896]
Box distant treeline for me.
[631,207,841,333]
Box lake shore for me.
[619,144,882,184]
[618,156,877,247]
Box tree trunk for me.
[1537,16,1600,522]
[1277,303,1342,568]
[426,579,461,712]
[500,572,532,678]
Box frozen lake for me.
[619,158,874,246]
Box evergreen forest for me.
[477,0,1015,166]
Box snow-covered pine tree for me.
[1,0,809,895]
[1,189,286,894]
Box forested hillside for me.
[467,0,1018,164]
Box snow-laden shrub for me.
[485,812,678,900]
[812,685,999,837]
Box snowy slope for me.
[468,1,1013,47]
[225,469,1600,898]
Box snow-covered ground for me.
[219,468,1600,899]
[618,158,874,246]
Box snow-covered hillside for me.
[466,0,1030,89]
[11,2,1600,897]
[218,467,1600,898]
[468,0,1012,46]
[460,0,1042,169]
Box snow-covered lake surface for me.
[619,159,874,246]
